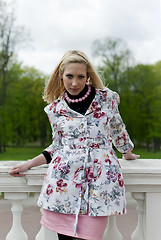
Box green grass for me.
[0,147,44,161]
[116,148,161,159]
[0,147,161,161]
[132,148,161,159]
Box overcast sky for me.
[7,0,161,74]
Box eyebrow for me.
[65,73,85,76]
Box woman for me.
[9,50,140,240]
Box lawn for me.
[116,147,161,159]
[0,147,44,161]
[0,147,161,161]
[131,148,161,159]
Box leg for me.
[71,238,85,240]
[57,233,84,240]
[57,233,74,240]
[73,238,85,240]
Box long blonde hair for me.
[43,50,104,103]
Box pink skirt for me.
[40,209,108,240]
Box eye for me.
[78,75,85,79]
[66,74,73,78]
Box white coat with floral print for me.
[37,87,134,222]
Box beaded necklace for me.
[65,85,91,103]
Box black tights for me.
[57,233,84,240]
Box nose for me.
[71,78,78,86]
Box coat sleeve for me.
[41,104,57,163]
[110,92,134,154]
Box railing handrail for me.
[1,159,161,192]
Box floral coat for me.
[37,87,134,227]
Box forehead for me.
[63,63,87,73]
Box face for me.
[62,63,87,95]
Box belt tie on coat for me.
[73,147,93,235]
[73,183,89,235]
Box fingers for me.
[122,153,140,160]
[9,172,26,177]
[131,154,140,160]
[9,167,26,177]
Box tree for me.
[92,37,133,92]
[4,64,50,147]
[92,37,161,151]
[0,0,28,152]
[119,63,161,151]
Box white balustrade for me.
[0,159,161,240]
[5,193,28,240]
[104,215,122,240]
[131,192,145,240]
[145,192,161,240]
[35,208,58,240]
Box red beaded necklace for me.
[65,86,91,103]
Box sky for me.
[6,0,161,74]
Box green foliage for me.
[119,63,161,151]
[92,37,133,92]
[0,59,51,150]
[93,37,161,152]
[0,0,30,152]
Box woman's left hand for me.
[122,151,140,160]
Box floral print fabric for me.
[38,88,134,220]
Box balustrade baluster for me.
[35,225,45,240]
[35,207,44,240]
[145,192,161,240]
[131,192,145,240]
[36,225,58,240]
[103,215,122,240]
[44,227,58,240]
[5,193,28,240]
[35,207,58,240]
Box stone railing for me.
[0,159,161,240]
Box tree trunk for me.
[146,142,150,152]
[152,138,158,153]
[0,135,2,153]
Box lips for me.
[70,88,79,91]
[69,88,81,95]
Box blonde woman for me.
[9,50,140,240]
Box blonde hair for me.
[43,50,104,103]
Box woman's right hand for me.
[8,154,47,177]
[9,161,31,177]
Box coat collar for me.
[54,87,109,117]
